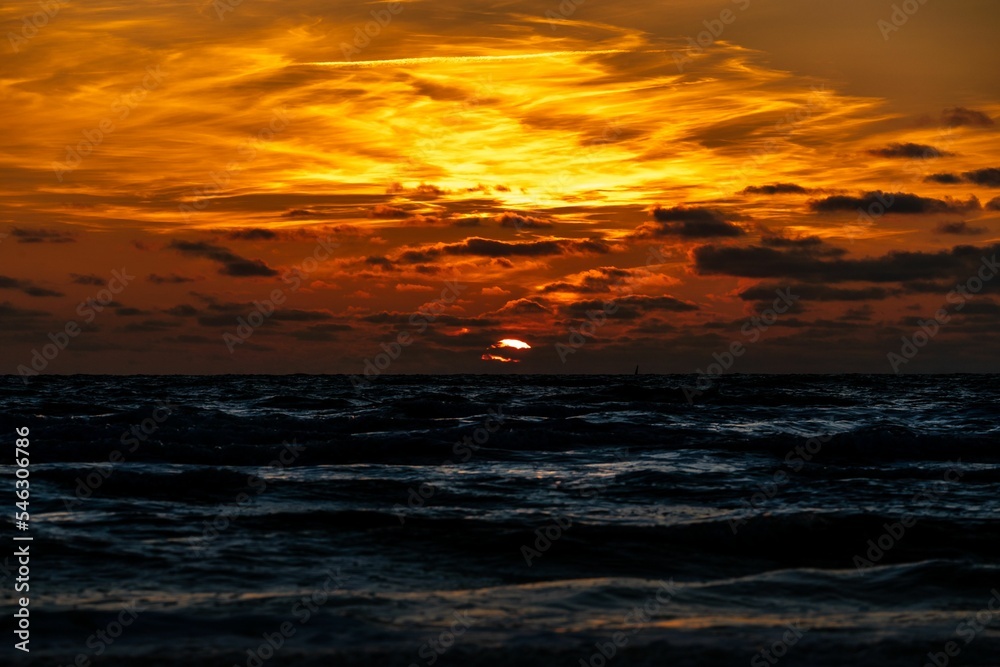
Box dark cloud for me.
[839,305,875,321]
[227,228,279,240]
[196,305,332,327]
[10,227,76,244]
[120,320,181,332]
[759,235,844,256]
[70,273,106,286]
[809,191,979,214]
[742,183,810,195]
[364,256,396,270]
[492,298,550,315]
[925,173,962,184]
[288,323,352,341]
[164,304,199,317]
[397,237,611,262]
[988,197,1000,211]
[148,273,196,284]
[632,205,744,238]
[694,242,1000,284]
[115,307,149,316]
[942,107,994,127]
[0,302,48,318]
[566,294,698,320]
[867,143,954,159]
[168,241,278,277]
[953,301,1000,317]
[934,221,987,235]
[737,284,893,302]
[962,168,1000,187]
[540,267,635,294]
[362,311,501,327]
[495,212,554,229]
[0,275,63,297]
[281,209,319,218]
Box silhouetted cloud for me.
[962,168,1000,187]
[942,107,994,127]
[694,242,1000,284]
[0,275,63,297]
[566,294,698,320]
[10,227,76,243]
[925,173,962,184]
[397,236,611,262]
[164,304,199,317]
[810,191,979,214]
[227,228,279,240]
[70,273,106,286]
[0,302,49,319]
[539,267,636,294]
[168,241,278,277]
[632,205,744,238]
[364,256,396,270]
[742,183,811,195]
[934,221,987,235]
[867,143,954,159]
[738,284,893,302]
[149,273,196,284]
[493,298,551,315]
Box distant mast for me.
[634,364,639,375]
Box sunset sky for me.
[3,0,1000,375]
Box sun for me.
[481,338,531,363]
[493,338,531,350]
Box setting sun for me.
[493,339,532,350]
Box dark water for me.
[2,375,999,666]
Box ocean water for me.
[2,374,999,666]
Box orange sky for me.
[2,0,1000,375]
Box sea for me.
[2,374,998,666]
